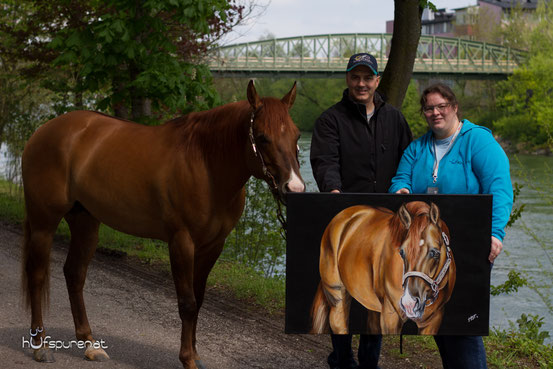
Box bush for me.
[492,113,549,148]
[401,81,428,139]
[222,178,286,277]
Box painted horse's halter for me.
[401,231,452,307]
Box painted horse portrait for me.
[21,80,304,369]
[310,201,456,335]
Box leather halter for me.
[248,111,279,193]
[248,110,300,192]
[401,231,452,307]
[248,110,292,236]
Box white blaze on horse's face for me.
[399,223,444,321]
[286,168,305,193]
[400,290,421,320]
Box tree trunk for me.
[113,77,129,119]
[378,0,423,108]
[131,96,152,120]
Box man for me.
[310,53,412,369]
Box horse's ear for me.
[398,203,411,230]
[247,80,262,110]
[281,81,297,109]
[430,202,440,224]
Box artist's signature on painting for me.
[468,314,479,323]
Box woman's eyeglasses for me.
[422,103,451,115]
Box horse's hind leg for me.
[63,207,109,361]
[23,198,72,362]
[328,285,351,334]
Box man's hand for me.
[396,188,410,194]
[331,189,340,193]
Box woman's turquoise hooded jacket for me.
[389,119,513,241]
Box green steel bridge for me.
[209,33,526,79]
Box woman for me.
[389,83,513,369]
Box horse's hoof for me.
[33,347,55,363]
[195,359,207,369]
[85,346,110,361]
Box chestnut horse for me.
[21,81,304,369]
[311,201,456,335]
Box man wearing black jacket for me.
[310,53,412,369]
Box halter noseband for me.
[401,231,452,306]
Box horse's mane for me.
[389,201,432,257]
[166,100,250,160]
[165,97,292,161]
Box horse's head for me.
[245,80,305,202]
[395,202,455,322]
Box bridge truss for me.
[209,33,525,79]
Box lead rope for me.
[275,195,287,240]
[249,112,287,240]
[400,334,404,355]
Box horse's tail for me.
[21,216,50,310]
[21,216,32,309]
[310,282,330,334]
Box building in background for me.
[421,7,456,37]
[386,0,540,41]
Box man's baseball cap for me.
[346,53,378,75]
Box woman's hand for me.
[489,236,503,263]
[396,188,410,194]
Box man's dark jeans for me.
[327,334,382,369]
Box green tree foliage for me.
[0,2,46,141]
[0,2,57,182]
[0,0,248,122]
[494,1,553,150]
[215,77,344,132]
[401,81,427,138]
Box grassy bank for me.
[1,180,551,368]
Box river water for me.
[2,140,552,339]
[297,135,553,339]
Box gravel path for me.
[0,222,440,369]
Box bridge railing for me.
[209,33,526,76]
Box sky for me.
[223,0,477,45]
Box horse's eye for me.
[399,249,405,259]
[429,248,441,260]
[256,135,270,144]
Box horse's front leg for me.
[366,310,382,335]
[380,297,404,334]
[169,229,201,369]
[418,310,444,335]
[190,240,225,369]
